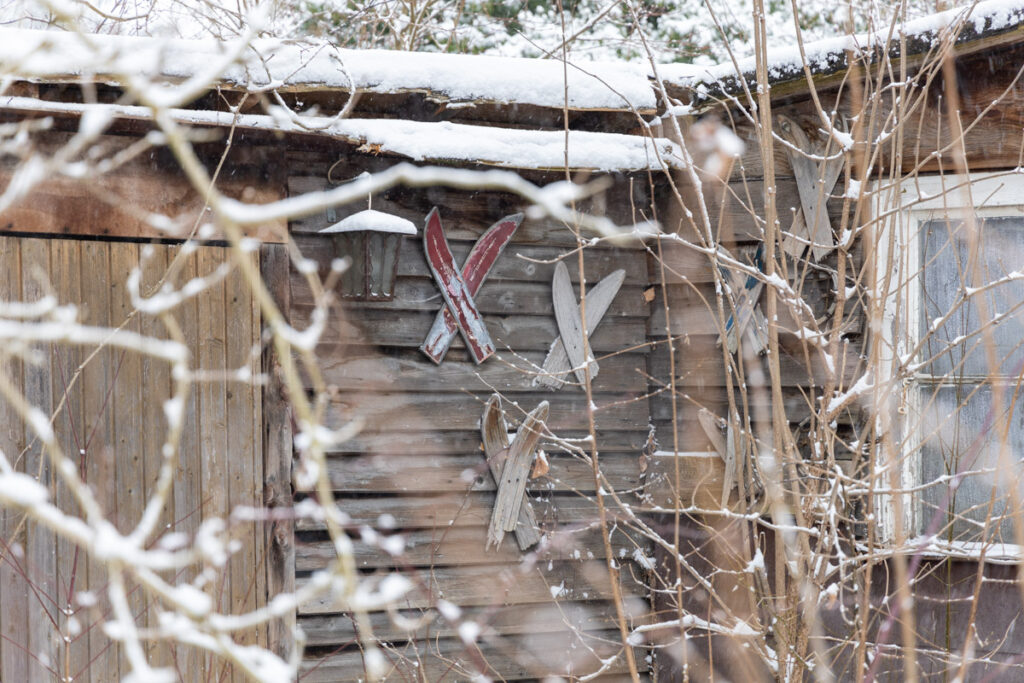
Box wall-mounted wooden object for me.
[535,262,625,390]
[717,244,768,355]
[420,210,522,364]
[776,114,845,262]
[481,395,548,550]
[319,208,416,300]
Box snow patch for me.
[0,28,656,112]
[319,209,417,235]
[0,96,683,172]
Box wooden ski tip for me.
[482,394,502,430]
[423,208,442,246]
[604,269,626,286]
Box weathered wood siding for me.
[0,132,286,243]
[289,153,654,680]
[646,40,1024,682]
[0,235,266,682]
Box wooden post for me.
[260,244,295,661]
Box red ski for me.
[421,209,522,364]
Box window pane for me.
[921,217,1024,378]
[919,383,1024,542]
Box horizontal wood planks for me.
[646,101,870,514]
[301,600,628,644]
[325,391,650,433]
[299,561,627,613]
[300,630,647,682]
[318,348,648,394]
[317,451,642,494]
[294,233,649,284]
[295,492,642,532]
[290,170,655,679]
[304,305,647,354]
[295,525,637,570]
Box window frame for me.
[874,171,1024,542]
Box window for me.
[879,173,1024,544]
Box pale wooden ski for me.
[551,261,593,385]
[778,114,844,262]
[718,245,768,356]
[481,395,542,551]
[536,266,625,390]
[725,279,766,355]
[486,400,549,550]
[698,408,737,505]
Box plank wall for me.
[0,236,266,683]
[287,151,655,681]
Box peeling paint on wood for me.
[422,208,497,363]
[421,211,521,362]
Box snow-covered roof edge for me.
[0,28,656,114]
[658,0,1024,106]
[0,95,683,172]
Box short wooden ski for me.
[536,266,625,390]
[422,208,497,364]
[420,210,522,363]
[481,395,542,550]
[720,244,768,355]
[486,399,549,550]
[552,261,593,385]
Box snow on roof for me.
[0,27,656,113]
[0,95,683,172]
[319,209,417,235]
[658,0,1024,99]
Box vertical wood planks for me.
[137,245,175,670]
[20,238,59,680]
[109,242,148,671]
[224,251,262,671]
[49,237,88,683]
[78,237,119,681]
[250,254,267,651]
[0,237,272,679]
[196,246,231,681]
[110,242,145,534]
[0,235,28,682]
[169,243,202,679]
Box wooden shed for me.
[0,28,676,682]
[4,2,1024,680]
